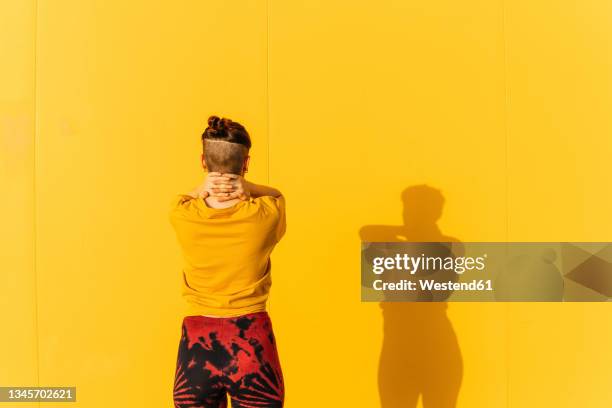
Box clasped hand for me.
[192,172,250,202]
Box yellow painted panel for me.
[505,1,612,407]
[35,1,269,406]
[269,1,508,407]
[0,1,39,405]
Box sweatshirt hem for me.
[184,304,268,318]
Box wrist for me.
[242,179,253,196]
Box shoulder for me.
[253,195,285,211]
[168,194,199,219]
[250,195,286,225]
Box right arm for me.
[244,180,282,198]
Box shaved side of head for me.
[203,139,249,174]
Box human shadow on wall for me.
[359,185,464,408]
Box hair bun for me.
[208,115,221,130]
[207,115,232,131]
[202,115,252,149]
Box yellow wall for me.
[1,1,610,407]
[0,1,38,408]
[505,2,612,406]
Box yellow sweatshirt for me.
[168,194,286,317]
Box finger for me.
[207,172,222,177]
[218,192,240,201]
[209,175,231,181]
[216,194,236,202]
[220,173,239,179]
[212,192,231,198]
[211,186,235,193]
[210,177,233,184]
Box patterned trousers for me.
[173,311,284,408]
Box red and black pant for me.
[173,311,284,408]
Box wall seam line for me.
[33,0,41,402]
[501,0,511,408]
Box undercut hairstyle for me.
[202,115,251,174]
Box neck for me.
[204,196,242,209]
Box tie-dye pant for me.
[173,311,285,408]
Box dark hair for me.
[202,115,251,148]
[201,115,251,173]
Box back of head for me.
[202,115,251,174]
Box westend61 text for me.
[373,279,494,291]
